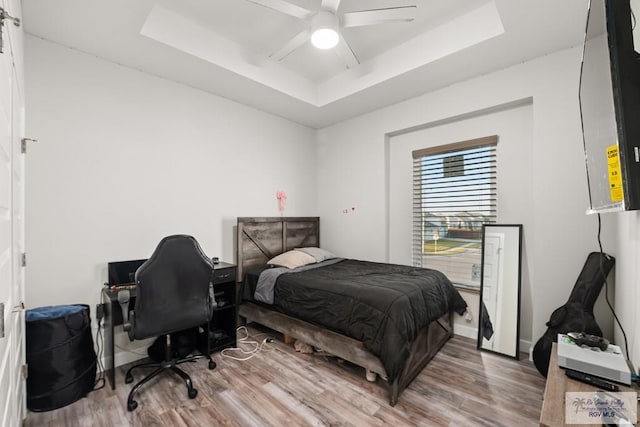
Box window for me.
[412,135,497,289]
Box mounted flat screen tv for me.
[580,0,640,212]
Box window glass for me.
[412,137,497,288]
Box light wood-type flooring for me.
[25,326,546,426]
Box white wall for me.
[615,213,640,374]
[24,36,316,363]
[317,46,618,347]
[386,102,534,342]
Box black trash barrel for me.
[26,304,97,412]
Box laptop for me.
[107,259,147,286]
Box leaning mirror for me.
[477,224,522,358]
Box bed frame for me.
[236,216,453,406]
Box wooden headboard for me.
[236,217,320,281]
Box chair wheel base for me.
[188,388,198,399]
[127,400,138,411]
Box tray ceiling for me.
[22,0,588,128]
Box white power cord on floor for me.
[220,326,275,361]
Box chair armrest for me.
[117,289,134,339]
[123,314,132,332]
[208,282,215,318]
[124,311,135,341]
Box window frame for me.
[412,135,498,290]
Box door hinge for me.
[21,138,37,154]
[0,8,20,26]
[0,7,21,55]
[21,252,26,267]
[21,364,28,379]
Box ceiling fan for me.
[245,0,417,68]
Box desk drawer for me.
[213,267,236,284]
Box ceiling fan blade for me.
[269,29,311,61]
[342,6,417,28]
[335,36,359,69]
[320,0,342,13]
[245,0,313,20]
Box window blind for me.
[412,135,498,288]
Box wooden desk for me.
[540,343,638,426]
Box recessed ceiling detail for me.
[22,0,588,128]
[140,1,504,107]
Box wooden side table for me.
[540,343,638,426]
[200,262,238,353]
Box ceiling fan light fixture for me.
[311,28,339,49]
[310,11,340,50]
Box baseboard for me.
[91,323,150,371]
[521,339,533,360]
[453,324,533,359]
[453,323,478,340]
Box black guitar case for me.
[532,252,615,377]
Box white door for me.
[0,0,25,425]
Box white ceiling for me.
[22,0,588,128]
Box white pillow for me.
[294,247,337,263]
[268,250,316,269]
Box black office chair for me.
[122,235,217,411]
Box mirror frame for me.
[477,224,523,359]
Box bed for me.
[236,216,467,406]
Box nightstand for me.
[199,262,237,353]
[540,343,638,426]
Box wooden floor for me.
[25,327,546,426]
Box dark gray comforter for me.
[265,259,468,383]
